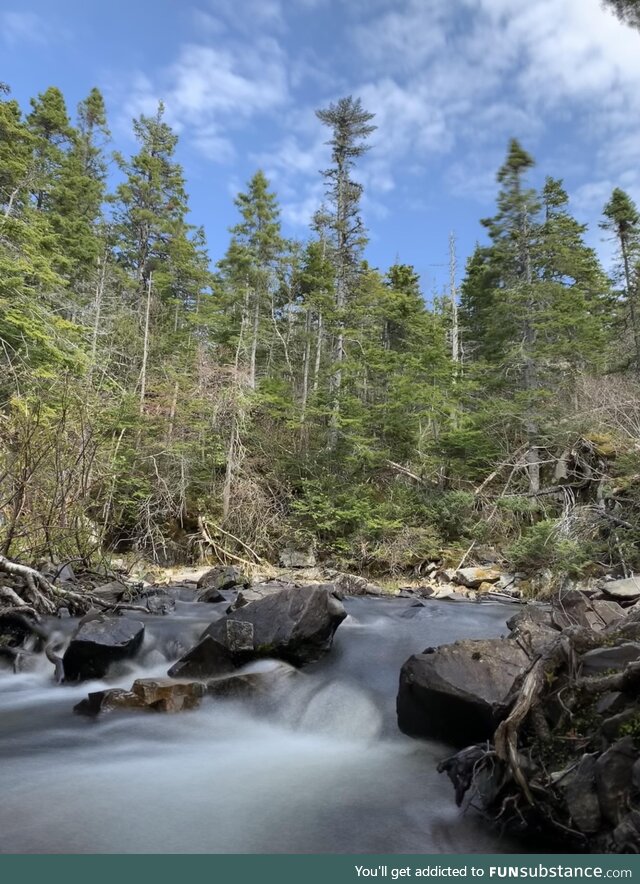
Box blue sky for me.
[2,0,640,294]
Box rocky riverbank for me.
[397,585,640,852]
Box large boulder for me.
[397,638,530,746]
[167,635,236,679]
[202,583,346,666]
[227,581,297,612]
[62,616,145,681]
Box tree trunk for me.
[139,275,152,416]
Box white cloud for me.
[122,37,289,161]
[1,11,56,45]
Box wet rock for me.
[74,678,205,716]
[454,567,502,589]
[202,583,347,666]
[601,577,640,603]
[595,737,637,824]
[130,677,205,711]
[62,617,145,681]
[207,662,298,699]
[140,587,175,614]
[580,642,640,675]
[197,587,226,603]
[74,688,143,715]
[397,638,530,745]
[196,566,249,593]
[279,547,316,569]
[167,635,236,679]
[556,754,601,835]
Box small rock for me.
[454,567,502,589]
[197,587,226,603]
[278,547,316,569]
[91,581,128,604]
[74,678,205,716]
[602,577,640,602]
[196,566,249,593]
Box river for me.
[0,591,520,853]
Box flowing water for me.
[0,591,520,854]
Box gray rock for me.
[601,707,640,742]
[557,754,601,835]
[580,642,640,675]
[228,581,297,611]
[91,581,128,604]
[203,583,347,666]
[196,566,249,592]
[595,736,637,824]
[63,617,145,681]
[397,638,530,745]
[602,577,640,602]
[278,547,316,569]
[551,590,623,632]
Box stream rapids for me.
[0,591,521,853]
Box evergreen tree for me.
[602,188,640,371]
[316,96,376,446]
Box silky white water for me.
[0,595,519,853]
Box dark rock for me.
[580,642,640,675]
[601,707,640,742]
[62,617,145,681]
[167,635,236,679]
[196,566,249,593]
[556,753,601,835]
[202,583,346,666]
[197,587,226,603]
[397,638,530,746]
[595,736,637,824]
[596,692,628,717]
[279,547,316,568]
[611,810,640,853]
